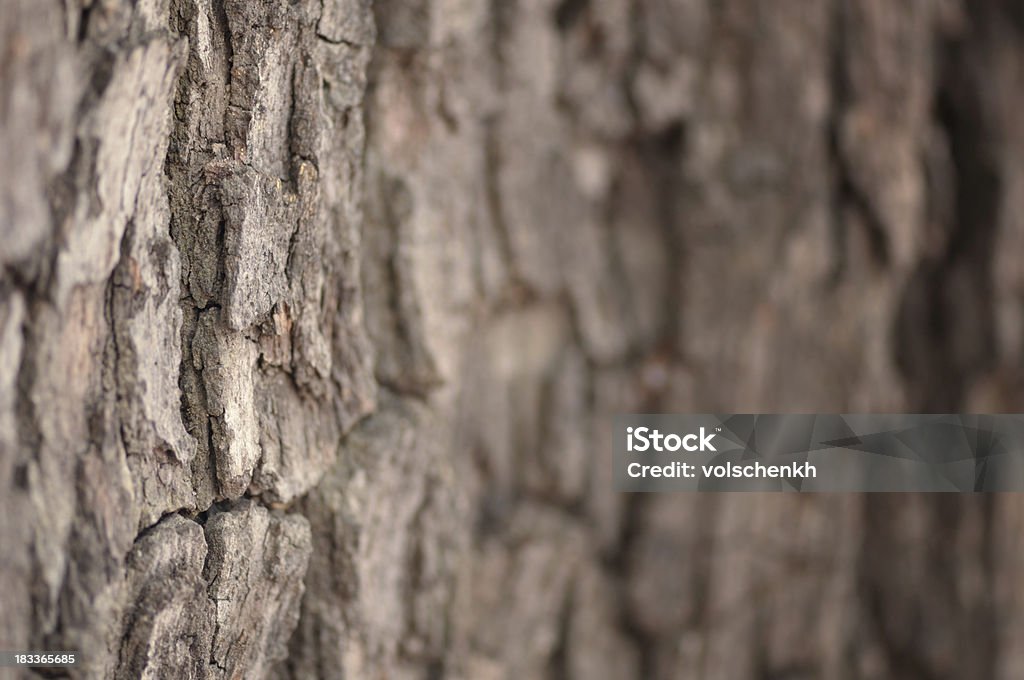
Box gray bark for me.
[2,0,1023,678]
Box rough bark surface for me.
[2,1,1024,678]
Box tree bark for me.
[2,0,1023,678]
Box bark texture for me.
[2,0,1024,678]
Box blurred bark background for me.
[2,0,1024,678]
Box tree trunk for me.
[2,0,1023,678]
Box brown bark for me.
[2,0,1023,678]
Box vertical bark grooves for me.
[3,1,1024,678]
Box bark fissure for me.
[5,1,1024,678]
